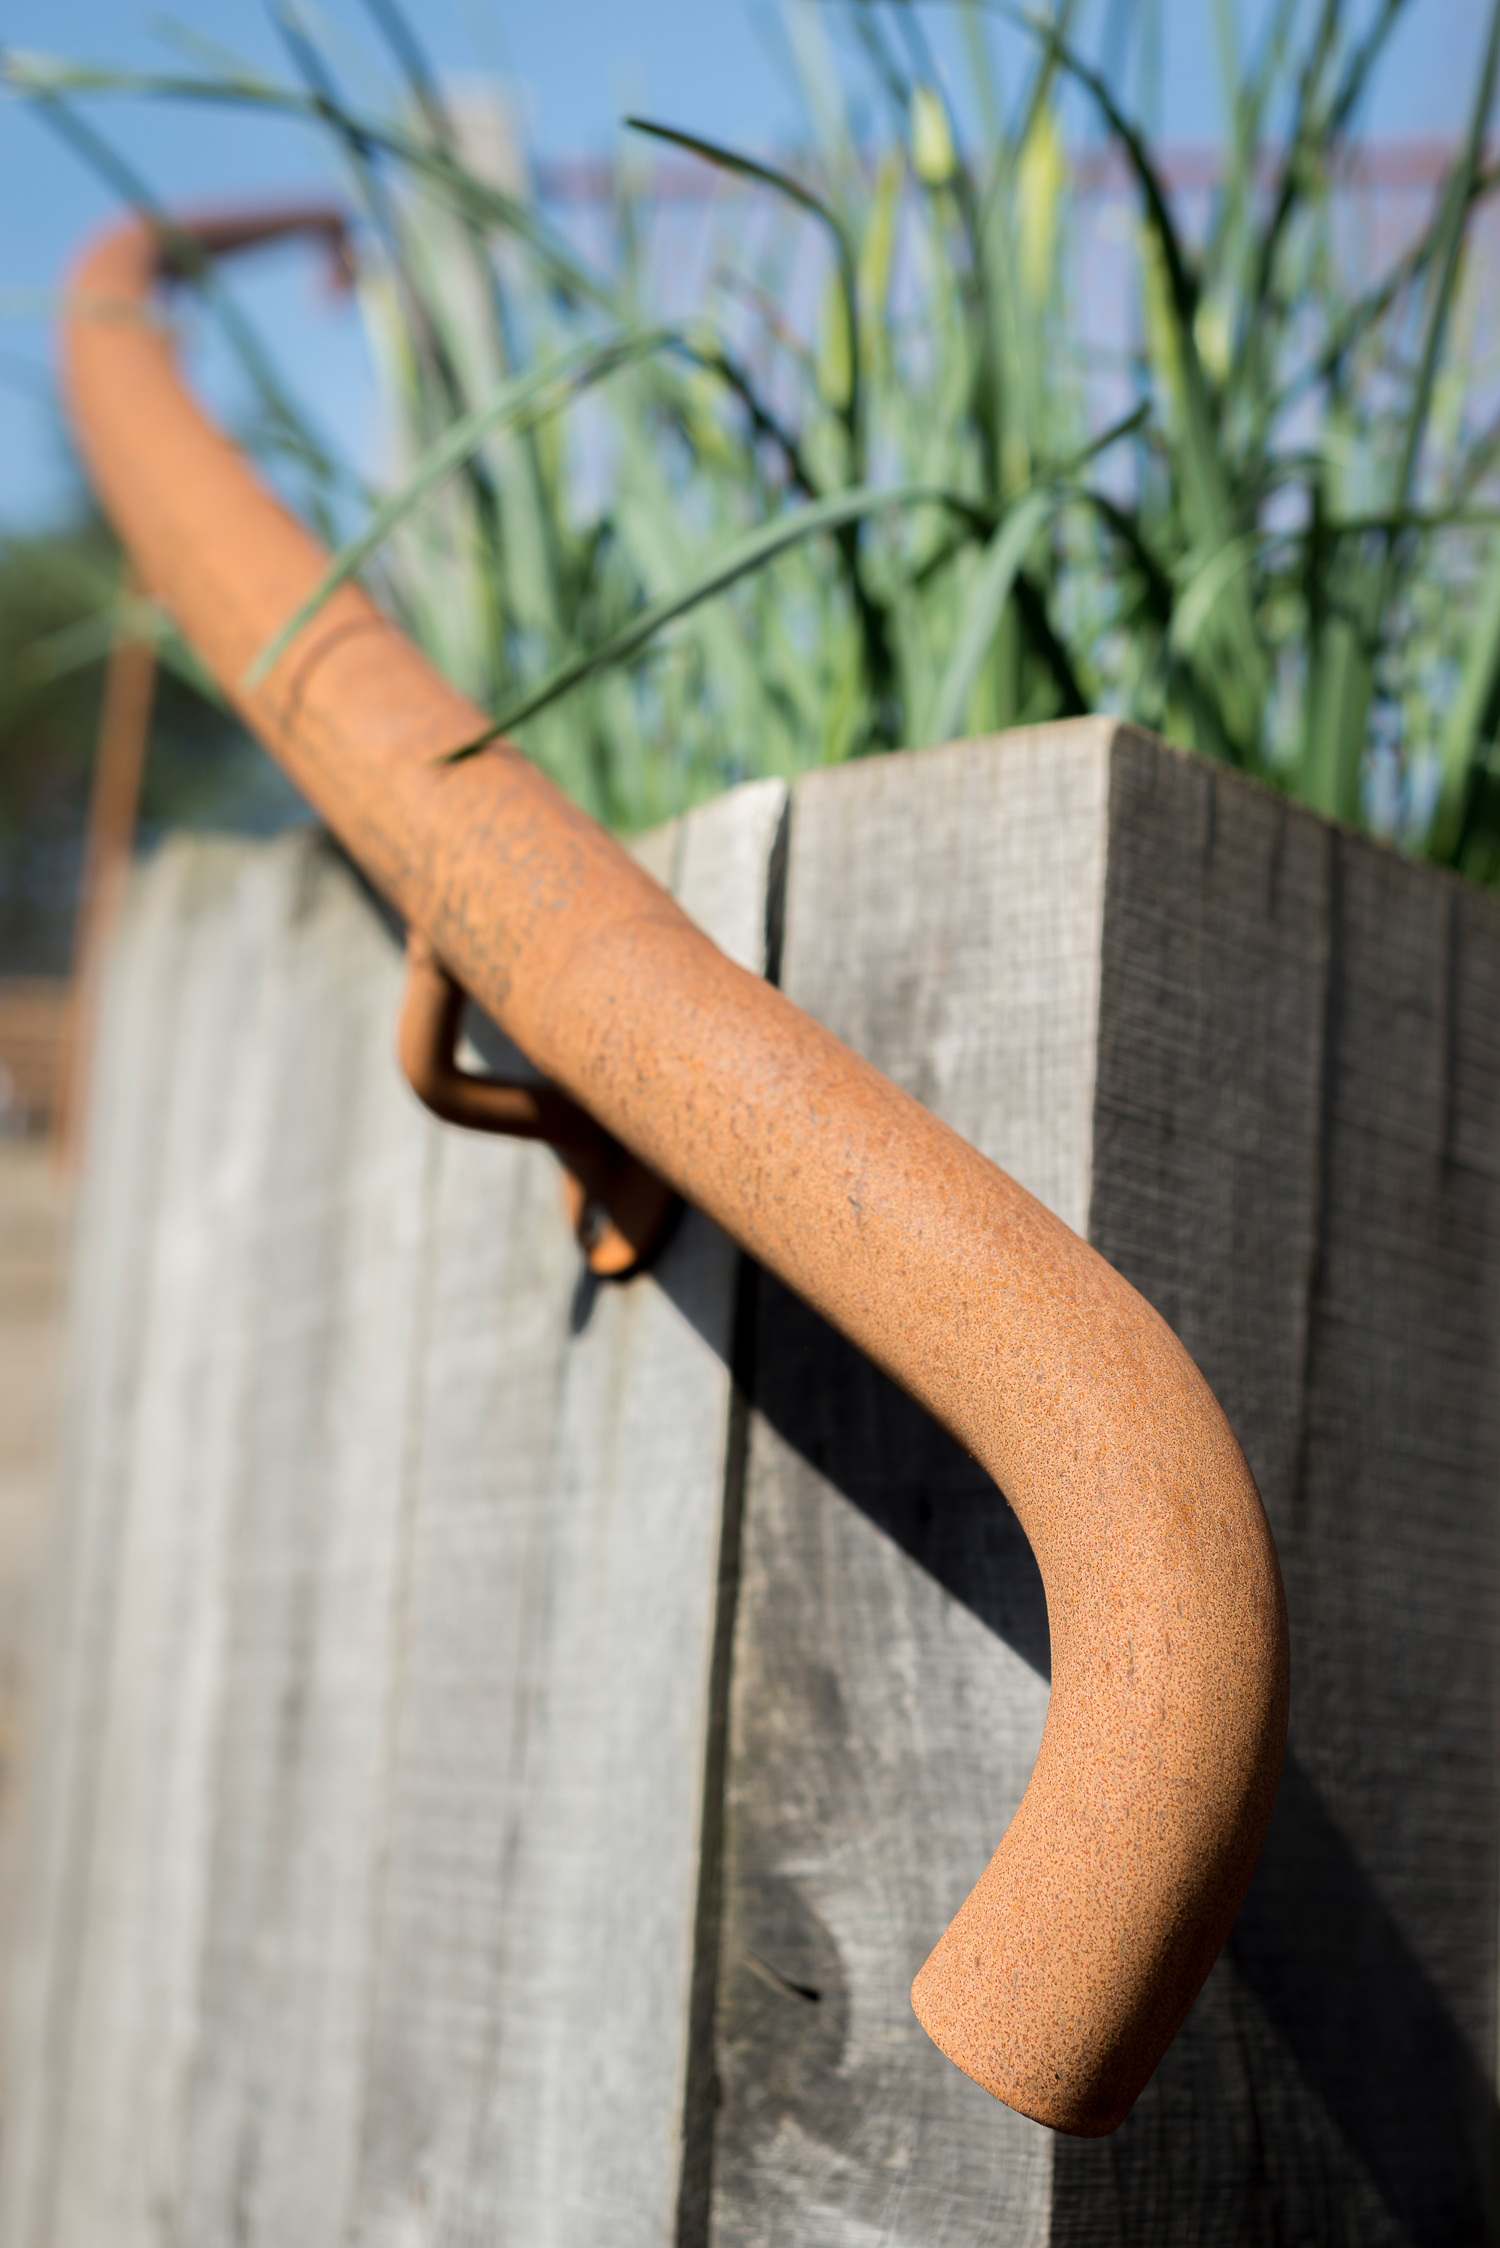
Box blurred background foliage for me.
[5,0,1500,980]
[0,521,300,974]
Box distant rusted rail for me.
[61,206,1289,2137]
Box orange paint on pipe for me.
[61,208,1288,2136]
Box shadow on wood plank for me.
[653,1249,1500,2248]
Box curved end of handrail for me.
[61,205,1290,2138]
[911,1438,1289,2133]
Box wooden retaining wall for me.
[4,718,1499,2246]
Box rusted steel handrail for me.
[61,207,1289,2137]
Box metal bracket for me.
[398,931,677,1278]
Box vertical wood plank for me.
[348,780,786,2248]
[14,839,301,2247]
[710,723,1115,2246]
[172,837,437,2247]
[0,1139,71,2117]
[0,847,198,2248]
[1054,736,1500,2246]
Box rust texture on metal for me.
[399,930,676,1276]
[60,207,1290,2136]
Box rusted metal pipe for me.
[60,207,1289,2136]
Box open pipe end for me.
[911,1448,1290,2136]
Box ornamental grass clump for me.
[7,0,1500,883]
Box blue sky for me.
[1,0,1490,526]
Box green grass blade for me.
[1317,0,1500,821]
[984,0,1272,756]
[24,593,171,681]
[625,115,864,472]
[1243,0,1339,318]
[1169,533,1257,661]
[623,116,846,251]
[1432,542,1500,858]
[11,79,352,516]
[442,481,987,760]
[1324,0,1413,143]
[3,51,624,319]
[1386,0,1500,523]
[923,486,1055,743]
[985,2,1199,331]
[1012,0,1083,153]
[244,328,682,689]
[354,0,451,144]
[150,17,283,86]
[957,0,1003,145]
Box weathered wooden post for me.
[711,722,1500,2245]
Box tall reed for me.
[8,0,1500,883]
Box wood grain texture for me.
[339,775,787,2248]
[0,778,786,2248]
[1054,734,1500,2247]
[2,837,313,2248]
[0,846,196,2248]
[171,840,433,2248]
[12,725,1500,2246]
[0,1140,71,2109]
[709,723,1116,2245]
